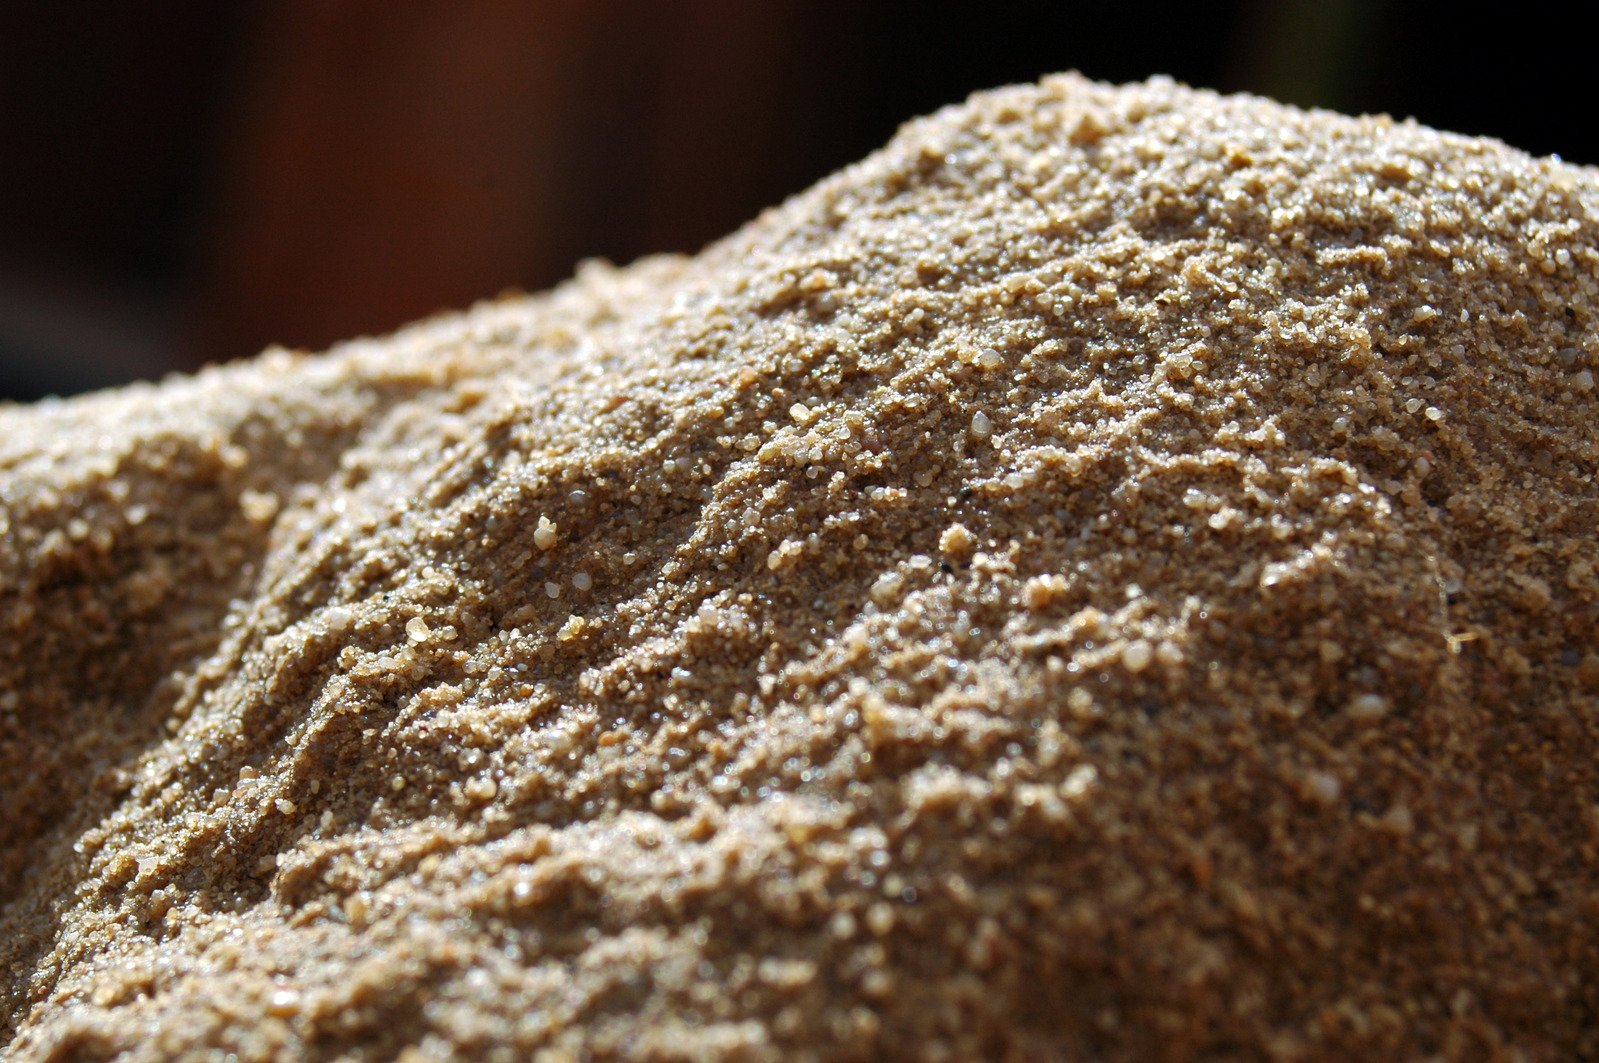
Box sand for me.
[1,74,1596,1060]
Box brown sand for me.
[2,74,1597,1060]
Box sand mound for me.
[2,74,1597,1060]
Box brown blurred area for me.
[198,1,864,367]
[0,1,1591,401]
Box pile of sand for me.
[1,75,1596,1060]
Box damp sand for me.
[2,75,1597,1060]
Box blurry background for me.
[0,0,1591,401]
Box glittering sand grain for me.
[2,75,1598,1060]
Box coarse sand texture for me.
[2,75,1597,1060]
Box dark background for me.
[0,0,1590,402]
